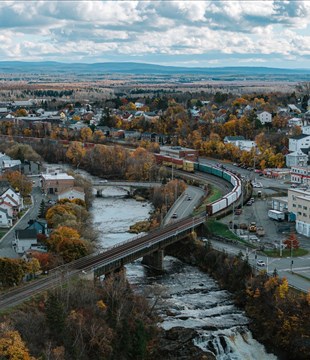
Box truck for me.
[256,226,265,237]
[249,222,257,232]
[268,210,285,221]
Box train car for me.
[211,166,223,178]
[183,160,195,173]
[222,171,232,183]
[206,198,227,216]
[171,157,183,170]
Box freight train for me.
[154,153,242,217]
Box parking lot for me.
[223,190,310,251]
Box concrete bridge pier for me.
[142,250,164,271]
[96,189,103,197]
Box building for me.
[257,111,272,125]
[289,134,310,152]
[57,187,85,202]
[290,166,310,184]
[0,208,12,228]
[41,172,75,196]
[288,188,310,237]
[286,151,308,168]
[271,196,288,213]
[160,146,199,161]
[13,229,38,254]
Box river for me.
[91,188,278,360]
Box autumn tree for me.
[283,233,300,250]
[0,323,35,360]
[0,258,26,287]
[48,226,89,262]
[1,170,32,197]
[65,141,86,167]
[126,147,156,181]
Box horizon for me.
[0,1,309,68]
[0,60,309,71]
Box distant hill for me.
[0,61,309,79]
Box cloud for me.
[0,1,309,67]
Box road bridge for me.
[92,180,162,196]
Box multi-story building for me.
[288,188,310,236]
[41,172,75,196]
[290,166,310,185]
[286,151,308,168]
[257,111,272,125]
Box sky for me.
[0,0,309,68]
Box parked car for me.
[257,260,266,267]
[172,213,178,219]
[234,208,242,215]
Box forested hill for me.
[0,61,309,80]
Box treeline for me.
[166,237,310,360]
[0,274,158,360]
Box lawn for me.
[194,185,222,214]
[207,220,240,241]
[0,230,8,239]
[264,248,308,258]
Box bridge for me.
[0,215,206,310]
[92,180,162,196]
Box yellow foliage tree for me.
[0,327,35,360]
[66,141,86,167]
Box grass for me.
[194,185,222,215]
[264,248,309,258]
[207,220,240,241]
[0,230,8,239]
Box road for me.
[208,239,309,293]
[0,186,43,258]
[164,186,205,225]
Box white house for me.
[0,208,12,228]
[57,187,85,202]
[289,134,310,152]
[257,111,272,125]
[13,229,38,254]
[286,151,308,168]
[288,117,303,127]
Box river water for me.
[92,189,278,360]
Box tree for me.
[65,141,86,167]
[283,233,300,250]
[2,170,32,197]
[0,258,26,287]
[6,144,41,162]
[0,326,34,360]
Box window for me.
[298,204,302,208]
[303,206,307,210]
[293,204,296,207]
[298,211,302,215]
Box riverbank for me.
[164,234,309,360]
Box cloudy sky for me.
[0,0,309,68]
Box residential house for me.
[2,159,21,172]
[22,160,41,175]
[288,188,310,237]
[13,229,38,254]
[0,208,12,228]
[57,187,85,202]
[257,111,272,125]
[224,136,245,144]
[0,153,11,172]
[286,151,308,168]
[26,219,48,236]
[0,180,23,213]
[288,104,301,114]
[41,172,75,196]
[288,117,303,127]
[289,134,310,152]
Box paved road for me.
[208,239,309,293]
[164,186,205,225]
[0,187,43,258]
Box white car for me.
[257,260,266,267]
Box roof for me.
[58,186,84,195]
[224,136,245,141]
[0,208,12,218]
[290,134,310,140]
[15,229,37,240]
[0,181,11,196]
[41,173,74,181]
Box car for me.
[246,201,252,206]
[234,208,242,215]
[291,184,297,188]
[187,196,192,201]
[99,179,108,183]
[257,260,266,267]
[250,197,254,202]
[172,213,178,219]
